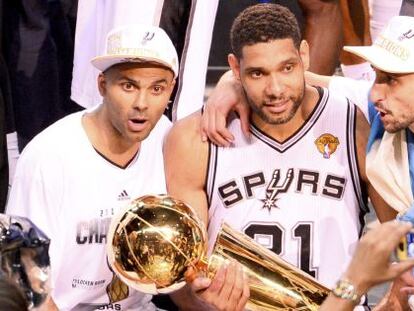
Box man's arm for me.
[304,71,332,88]
[164,112,249,311]
[201,71,250,147]
[164,112,210,225]
[298,0,343,75]
[319,221,414,311]
[354,106,397,222]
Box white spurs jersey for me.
[206,87,368,288]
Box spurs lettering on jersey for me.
[218,168,346,209]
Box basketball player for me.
[165,3,396,308]
[7,23,246,311]
[5,24,201,311]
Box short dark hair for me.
[230,3,301,58]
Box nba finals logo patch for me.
[315,134,339,159]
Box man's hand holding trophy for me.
[106,194,329,311]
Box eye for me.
[122,82,135,91]
[152,85,165,95]
[250,70,263,79]
[386,75,398,86]
[283,63,294,72]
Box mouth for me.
[128,117,148,131]
[375,106,390,118]
[129,117,147,124]
[264,100,289,113]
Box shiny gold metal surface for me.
[208,223,329,311]
[106,195,206,294]
[107,195,329,310]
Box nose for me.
[264,74,285,98]
[370,80,386,106]
[133,91,149,111]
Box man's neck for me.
[252,85,320,142]
[82,108,141,167]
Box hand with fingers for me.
[344,221,414,295]
[398,270,414,296]
[320,221,414,311]
[373,267,414,311]
[186,261,250,311]
[201,71,250,147]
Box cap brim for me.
[91,54,177,77]
[344,45,414,74]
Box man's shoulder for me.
[165,112,204,152]
[321,85,369,122]
[328,76,372,119]
[32,111,83,140]
[21,111,85,159]
[329,76,372,96]
[171,112,201,137]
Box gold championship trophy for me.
[107,195,329,310]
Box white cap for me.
[344,16,414,74]
[91,24,179,77]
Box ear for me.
[170,78,176,90]
[97,73,107,96]
[228,53,241,80]
[299,40,310,71]
[167,78,176,97]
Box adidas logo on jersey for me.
[117,190,130,201]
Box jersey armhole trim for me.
[205,142,218,208]
[345,100,369,236]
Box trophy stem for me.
[208,223,329,311]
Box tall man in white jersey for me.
[5,24,179,310]
[165,4,396,306]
